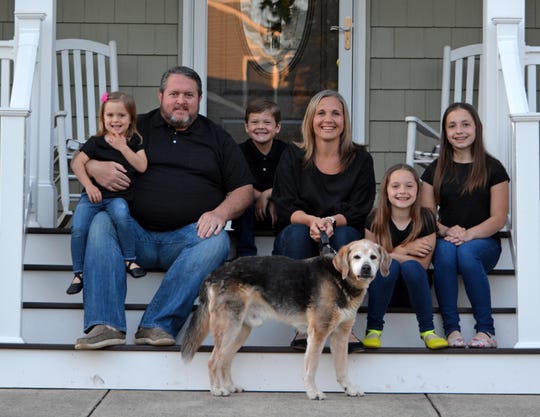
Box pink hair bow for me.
[100,92,109,103]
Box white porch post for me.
[483,0,525,163]
[0,11,43,343]
[16,0,57,227]
[511,116,540,348]
[492,12,540,347]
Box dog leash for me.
[319,230,337,256]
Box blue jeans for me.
[232,204,274,257]
[432,237,501,336]
[367,259,435,333]
[82,211,230,337]
[272,223,363,259]
[71,193,136,273]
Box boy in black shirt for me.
[233,98,289,256]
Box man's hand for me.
[197,211,227,239]
[86,159,130,192]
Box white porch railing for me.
[0,13,43,343]
[494,18,540,348]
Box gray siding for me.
[3,0,540,180]
[368,0,482,180]
[54,0,180,113]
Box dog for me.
[181,239,391,400]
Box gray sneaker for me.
[134,327,176,346]
[75,325,126,350]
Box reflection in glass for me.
[207,0,339,143]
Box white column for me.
[483,0,525,162]
[0,10,43,343]
[16,0,57,227]
[511,116,540,348]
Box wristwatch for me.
[326,216,336,227]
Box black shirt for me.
[365,208,437,248]
[132,109,253,231]
[421,155,509,231]
[239,138,289,192]
[80,135,143,200]
[272,145,375,231]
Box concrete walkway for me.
[1,390,540,417]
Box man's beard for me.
[164,111,196,130]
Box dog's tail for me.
[181,282,211,362]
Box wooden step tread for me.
[22,301,516,315]
[0,342,537,354]
[23,263,516,275]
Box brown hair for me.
[97,91,142,143]
[298,89,359,171]
[244,98,281,123]
[371,164,425,252]
[432,102,488,203]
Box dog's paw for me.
[344,386,364,397]
[210,387,231,397]
[226,384,244,394]
[306,389,326,400]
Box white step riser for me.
[2,349,540,393]
[24,234,513,270]
[23,269,517,308]
[22,309,518,348]
[6,232,530,394]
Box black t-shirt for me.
[80,135,144,200]
[421,155,509,230]
[239,138,289,192]
[272,145,375,231]
[365,208,437,248]
[132,109,253,231]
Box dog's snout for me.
[360,264,372,277]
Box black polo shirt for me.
[132,109,253,231]
[238,138,289,192]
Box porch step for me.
[20,306,518,347]
[10,228,523,393]
[21,228,517,347]
[1,343,540,393]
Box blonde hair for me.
[298,89,358,171]
[97,91,142,143]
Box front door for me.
[195,0,364,143]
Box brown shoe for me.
[75,325,125,350]
[134,327,175,346]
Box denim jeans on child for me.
[366,258,436,333]
[432,237,501,336]
[82,211,230,337]
[71,193,137,273]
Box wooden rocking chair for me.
[53,38,118,227]
[405,44,483,167]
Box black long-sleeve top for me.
[272,144,376,231]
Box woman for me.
[272,89,376,350]
[421,102,510,349]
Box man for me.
[75,66,254,349]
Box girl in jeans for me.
[421,102,510,348]
[363,164,448,350]
[67,91,148,295]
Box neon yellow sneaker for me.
[421,330,449,350]
[362,329,382,349]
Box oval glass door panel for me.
[207,0,340,143]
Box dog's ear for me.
[332,243,350,280]
[378,245,392,277]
